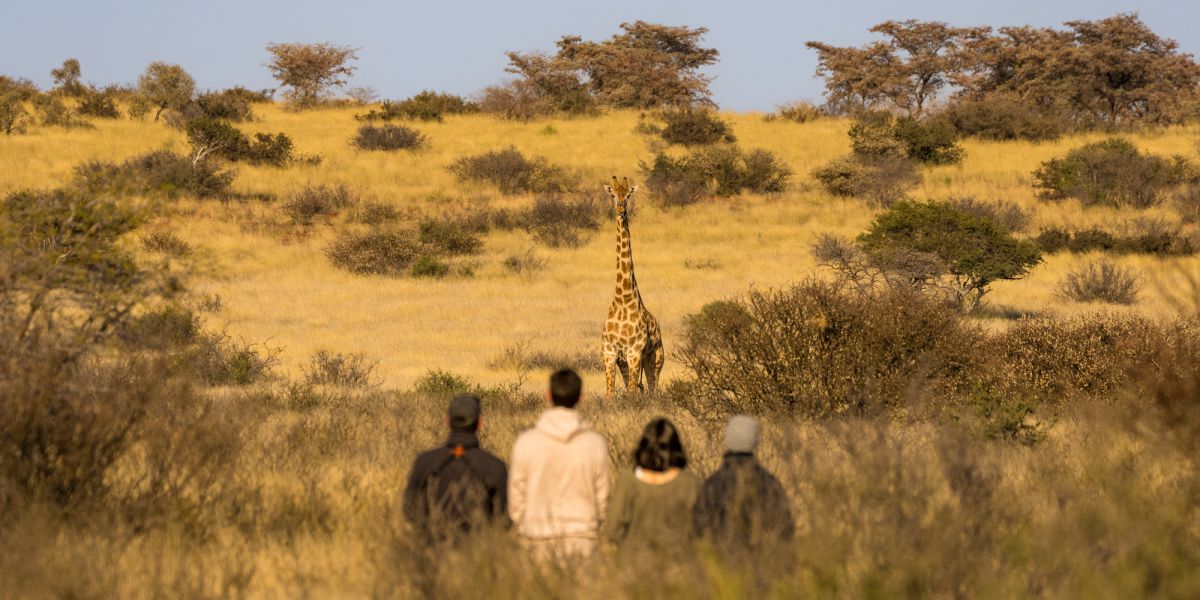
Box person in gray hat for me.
[692,415,794,549]
[403,393,509,540]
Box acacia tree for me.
[501,21,719,112]
[265,43,358,108]
[50,58,85,97]
[807,20,984,117]
[137,62,195,121]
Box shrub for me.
[1035,226,1196,256]
[812,156,919,207]
[419,218,483,255]
[410,255,450,278]
[523,193,604,248]
[675,282,982,417]
[1176,185,1200,224]
[1059,261,1141,305]
[640,145,790,203]
[357,91,478,122]
[996,313,1161,403]
[935,94,1066,141]
[477,80,549,121]
[352,123,427,151]
[448,148,577,194]
[32,94,91,129]
[414,369,488,398]
[304,350,378,387]
[73,150,234,199]
[850,114,965,165]
[502,249,548,275]
[282,184,358,225]
[326,229,424,276]
[858,201,1043,310]
[185,118,295,166]
[1033,138,1189,208]
[137,62,196,121]
[0,91,28,134]
[657,109,735,145]
[765,101,825,123]
[946,197,1030,232]
[140,231,192,256]
[76,87,122,119]
[119,304,201,350]
[194,89,257,121]
[352,202,402,225]
[189,331,279,386]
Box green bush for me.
[936,94,1066,141]
[1033,138,1191,208]
[32,94,91,129]
[357,91,478,122]
[640,145,790,204]
[858,201,1042,310]
[811,156,919,207]
[448,148,578,194]
[194,88,258,121]
[657,109,736,146]
[352,124,427,151]
[850,114,965,165]
[1,91,28,135]
[185,118,294,166]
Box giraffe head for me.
[604,176,638,221]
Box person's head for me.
[447,393,481,433]
[548,368,582,408]
[725,415,760,454]
[634,417,687,472]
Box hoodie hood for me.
[535,407,589,443]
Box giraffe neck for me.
[614,213,640,305]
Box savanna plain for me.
[3,102,1200,597]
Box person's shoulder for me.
[473,447,508,470]
[410,445,449,472]
[577,428,608,448]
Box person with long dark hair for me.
[604,417,701,547]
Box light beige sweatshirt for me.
[508,407,610,540]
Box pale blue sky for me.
[1,1,1196,111]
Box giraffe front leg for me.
[603,345,618,398]
[625,349,644,393]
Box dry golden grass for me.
[2,105,1197,388]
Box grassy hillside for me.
[3,104,1196,388]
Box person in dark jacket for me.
[693,415,794,549]
[403,394,508,539]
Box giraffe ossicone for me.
[602,176,664,397]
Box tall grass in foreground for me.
[2,364,1198,597]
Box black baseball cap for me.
[448,394,481,429]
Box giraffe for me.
[602,176,664,396]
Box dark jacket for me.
[693,452,794,548]
[403,430,508,538]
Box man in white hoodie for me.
[509,368,610,558]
